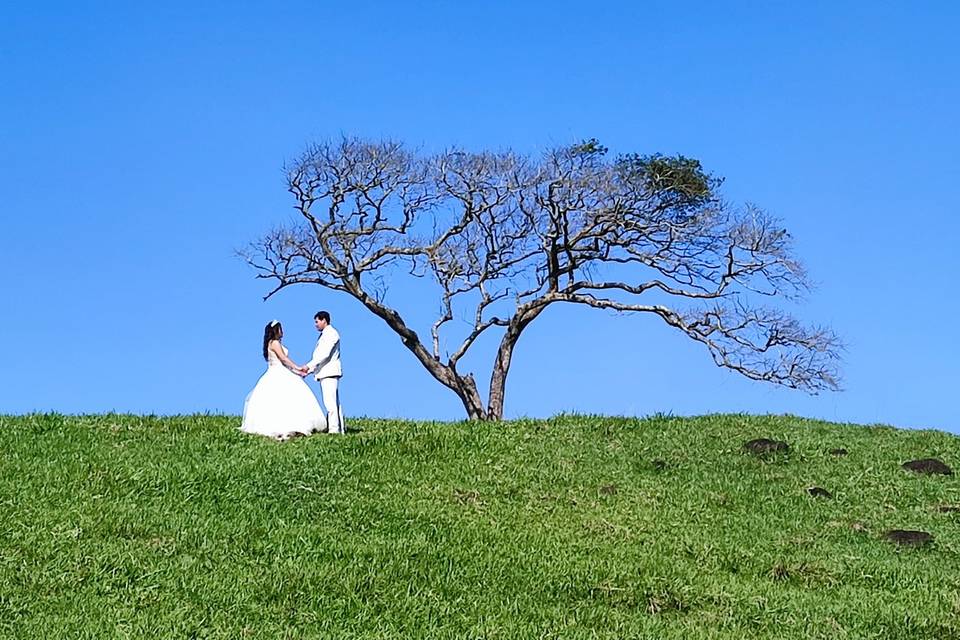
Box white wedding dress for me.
[241,344,325,438]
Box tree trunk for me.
[453,372,487,420]
[487,305,546,420]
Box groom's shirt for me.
[306,325,342,380]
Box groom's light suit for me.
[306,325,344,433]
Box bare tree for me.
[242,137,841,420]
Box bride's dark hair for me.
[262,321,282,360]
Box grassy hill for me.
[0,414,958,639]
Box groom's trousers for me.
[319,376,344,433]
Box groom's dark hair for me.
[314,311,330,323]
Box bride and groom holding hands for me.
[240,311,344,441]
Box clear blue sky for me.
[2,1,958,431]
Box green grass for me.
[1,414,958,639]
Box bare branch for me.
[546,291,841,392]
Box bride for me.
[241,320,325,440]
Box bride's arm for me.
[268,340,305,373]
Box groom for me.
[302,311,344,434]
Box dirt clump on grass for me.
[884,530,934,547]
[743,439,790,455]
[902,459,953,476]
